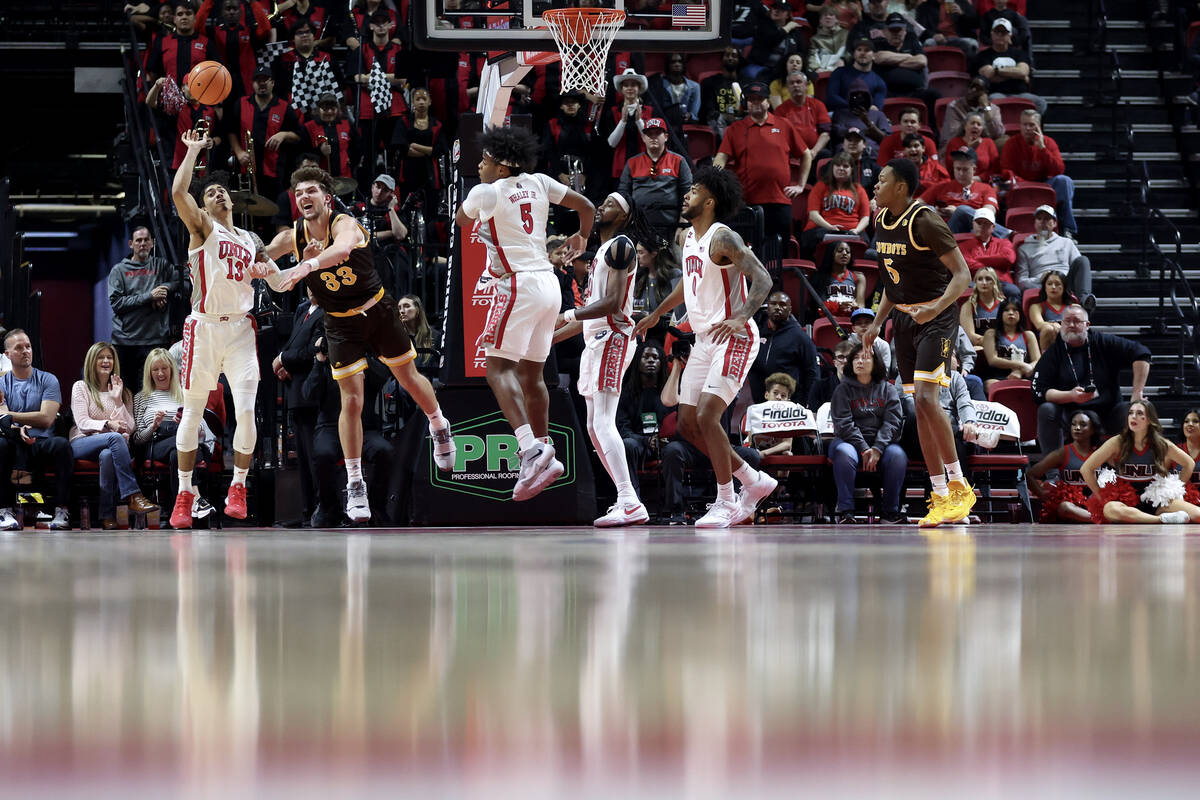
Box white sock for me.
[178,469,193,493]
[427,409,448,430]
[345,458,363,484]
[733,462,760,486]
[232,466,249,486]
[515,424,536,452]
[945,460,964,483]
[931,474,949,497]
[717,481,735,503]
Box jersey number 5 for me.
[883,257,899,285]
[319,266,358,292]
[520,202,533,233]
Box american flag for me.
[671,4,706,28]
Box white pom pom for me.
[1096,467,1117,488]
[1141,474,1187,508]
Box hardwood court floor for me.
[1,523,1199,798]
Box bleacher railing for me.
[1146,206,1200,393]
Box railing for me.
[1144,207,1199,393]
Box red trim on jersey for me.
[721,334,753,381]
[720,268,733,319]
[493,274,517,349]
[487,219,513,275]
[181,318,197,390]
[599,331,629,392]
[197,250,207,313]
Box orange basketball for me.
[187,60,232,106]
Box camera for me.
[0,413,22,442]
[1083,383,1097,394]
[666,326,694,362]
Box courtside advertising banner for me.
[458,220,492,378]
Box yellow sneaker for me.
[943,479,977,523]
[918,493,950,528]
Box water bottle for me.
[133,511,146,531]
[79,502,90,531]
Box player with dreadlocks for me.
[456,126,596,501]
[554,193,663,526]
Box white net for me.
[541,9,626,98]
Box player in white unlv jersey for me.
[455,126,595,502]
[554,193,652,526]
[635,167,778,529]
[169,129,307,529]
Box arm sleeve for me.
[604,236,635,271]
[539,173,570,204]
[71,382,108,434]
[874,384,904,450]
[460,183,496,221]
[912,207,960,256]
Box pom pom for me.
[1140,474,1187,508]
[1096,466,1117,488]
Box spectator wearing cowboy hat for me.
[618,117,692,244]
[603,67,659,193]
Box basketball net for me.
[541,8,625,98]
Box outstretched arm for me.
[559,236,632,326]
[557,188,596,260]
[707,225,772,344]
[172,129,212,238]
[633,278,684,339]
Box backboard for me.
[412,0,730,53]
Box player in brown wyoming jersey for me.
[264,165,456,525]
[862,159,974,528]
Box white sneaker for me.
[345,480,371,523]
[512,442,564,501]
[49,507,70,530]
[733,471,778,524]
[695,499,742,529]
[431,423,456,471]
[1160,510,1191,525]
[0,507,19,531]
[594,500,650,527]
[191,495,214,519]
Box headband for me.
[483,149,520,169]
[607,192,630,214]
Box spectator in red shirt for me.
[944,110,1002,183]
[775,72,832,157]
[877,106,938,167]
[801,151,870,257]
[714,79,810,269]
[958,206,1020,300]
[1001,109,1078,237]
[902,133,948,186]
[919,147,1008,235]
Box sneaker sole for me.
[731,475,780,524]
[224,508,247,520]
[513,459,564,502]
[346,507,371,523]
[170,516,193,529]
[594,509,650,527]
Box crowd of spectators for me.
[15,0,1165,527]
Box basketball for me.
[187,60,232,106]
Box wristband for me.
[301,258,319,274]
[563,309,577,323]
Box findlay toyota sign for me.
[431,410,577,501]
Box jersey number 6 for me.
[319,266,359,292]
[520,202,533,234]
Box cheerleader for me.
[1081,400,1200,524]
[1028,410,1102,523]
[1179,407,1200,504]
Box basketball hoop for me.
[540,8,626,98]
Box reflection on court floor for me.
[0,525,1198,796]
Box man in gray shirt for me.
[108,226,187,385]
[1015,205,1094,309]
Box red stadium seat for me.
[1021,287,1040,321]
[924,46,968,74]
[1189,20,1200,47]
[987,379,1038,443]
[851,259,878,292]
[1011,232,1032,249]
[812,317,850,353]
[683,123,716,164]
[883,97,926,125]
[812,234,866,270]
[995,96,1037,135]
[813,71,832,103]
[790,187,810,235]
[928,70,971,99]
[934,96,955,136]
[1006,182,1056,211]
[694,69,720,84]
[641,52,667,76]
[1005,206,1038,234]
[686,51,724,82]
[780,260,817,312]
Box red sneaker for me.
[225,483,248,519]
[171,490,195,529]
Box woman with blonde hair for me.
[959,266,1003,349]
[69,341,158,528]
[132,348,216,521]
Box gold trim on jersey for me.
[913,364,951,387]
[380,346,417,368]
[327,286,385,317]
[875,201,931,251]
[331,357,369,380]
